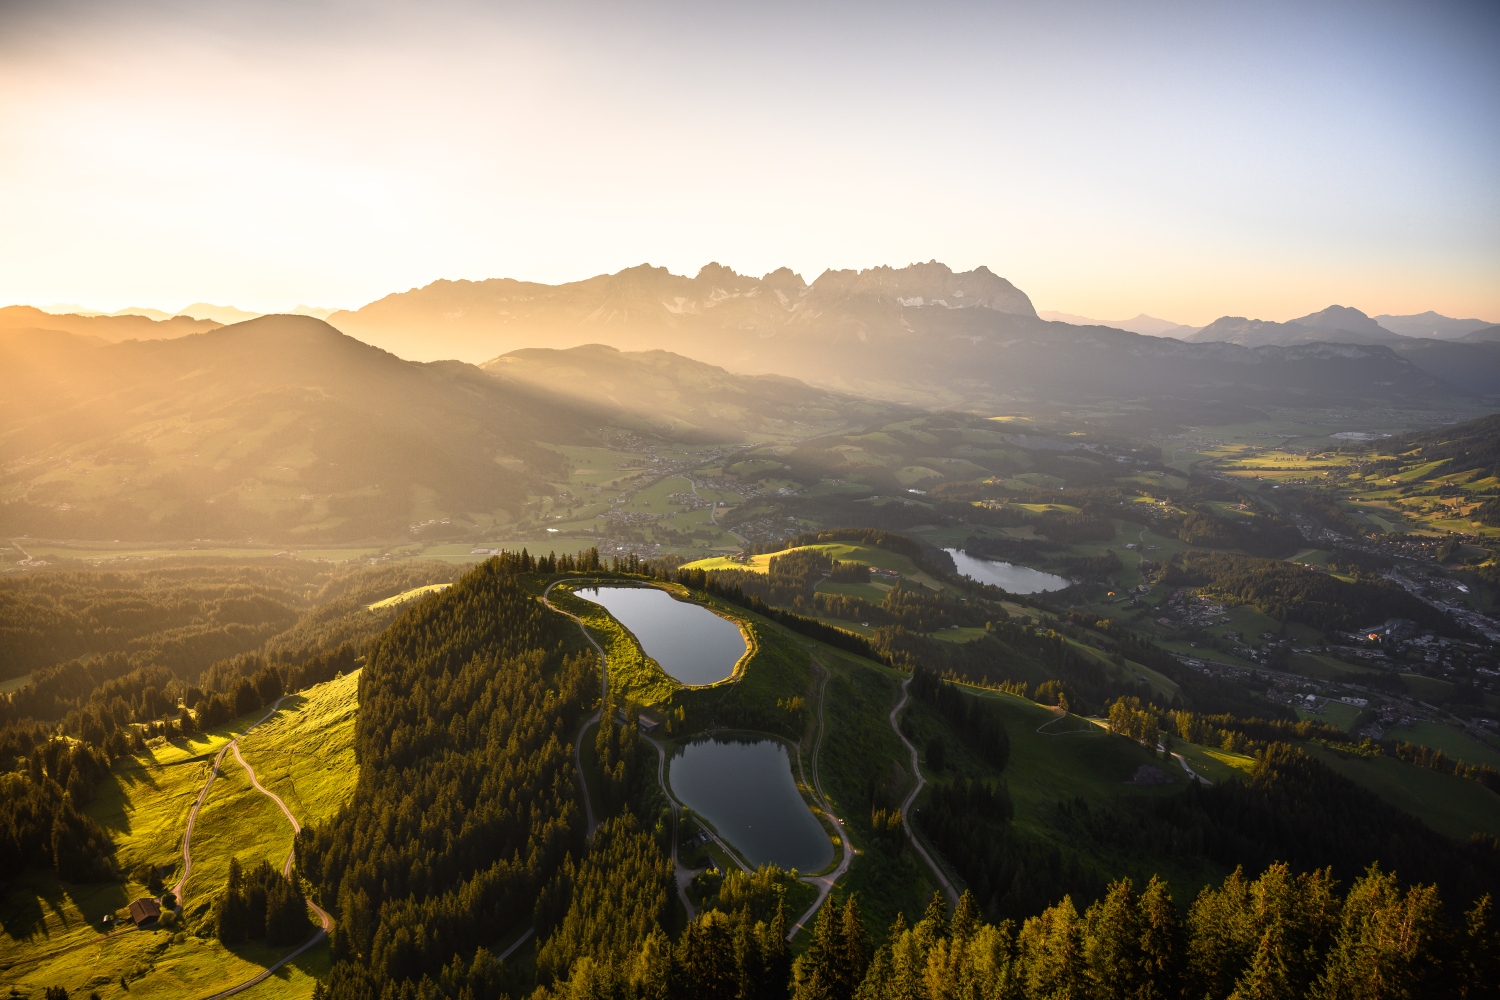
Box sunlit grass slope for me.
[239,669,363,827]
[1,690,352,999]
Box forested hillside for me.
[0,315,600,541]
[300,558,597,996]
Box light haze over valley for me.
[2,3,1499,999]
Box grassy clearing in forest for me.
[366,583,451,610]
[550,584,678,706]
[1390,720,1500,768]
[3,693,346,999]
[1306,744,1500,841]
[238,669,363,827]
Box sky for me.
[1,0,1497,326]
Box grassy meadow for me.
[1,675,361,998]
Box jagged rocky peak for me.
[808,260,1036,316]
[694,261,744,284]
[758,267,807,295]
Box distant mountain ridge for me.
[1188,305,1406,347]
[1036,311,1201,338]
[0,315,896,543]
[329,260,1037,365]
[0,305,220,342]
[1377,311,1498,340]
[329,263,1465,408]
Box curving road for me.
[888,677,960,910]
[172,696,291,905]
[541,579,609,837]
[197,740,333,1000]
[647,735,703,919]
[788,657,855,939]
[159,695,333,1000]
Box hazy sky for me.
[1,0,1496,325]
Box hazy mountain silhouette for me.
[1376,311,1498,340]
[1036,311,1201,338]
[0,316,911,543]
[0,305,220,343]
[0,315,604,543]
[483,343,909,442]
[331,265,1454,408]
[1188,305,1404,347]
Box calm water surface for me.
[669,737,833,873]
[945,548,1072,593]
[575,585,746,685]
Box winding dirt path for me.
[172,697,290,904]
[889,677,960,910]
[157,696,334,999]
[196,744,333,999]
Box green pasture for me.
[183,761,299,908]
[1400,673,1457,703]
[622,476,694,512]
[366,583,451,610]
[1388,721,1500,768]
[239,670,362,826]
[0,878,327,1000]
[551,585,677,706]
[4,697,339,998]
[1306,745,1500,841]
[963,692,1186,830]
[812,648,936,931]
[1172,741,1255,784]
[1285,654,1381,684]
[1298,700,1364,733]
[815,579,892,603]
[684,542,947,591]
[544,443,650,488]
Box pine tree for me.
[1018,895,1083,1000]
[1311,865,1443,1000]
[794,900,841,1000]
[1457,894,1498,999]
[629,926,672,1000]
[951,890,979,944]
[1136,875,1180,999]
[1083,879,1143,1000]
[837,896,871,999]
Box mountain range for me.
[0,315,889,543]
[328,262,1476,406]
[1035,311,1202,338]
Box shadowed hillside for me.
[482,343,909,442]
[0,315,599,542]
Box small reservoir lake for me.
[575,585,746,685]
[669,737,834,873]
[945,548,1072,594]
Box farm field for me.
[1298,700,1364,732]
